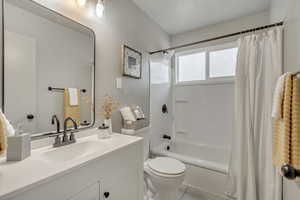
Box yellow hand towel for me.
[273,73,292,167]
[64,88,81,128]
[273,73,300,181]
[291,76,300,171]
[0,112,7,156]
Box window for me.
[178,52,206,82]
[209,48,238,78]
[176,43,238,84]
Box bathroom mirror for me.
[2,0,95,135]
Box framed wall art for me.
[122,45,142,79]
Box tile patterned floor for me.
[179,187,206,200]
[180,191,206,200]
[144,184,206,200]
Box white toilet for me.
[144,157,186,200]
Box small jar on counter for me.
[97,123,111,139]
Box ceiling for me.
[131,0,271,35]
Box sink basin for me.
[41,140,106,163]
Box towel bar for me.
[281,164,300,180]
[48,86,86,93]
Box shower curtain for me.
[228,27,283,200]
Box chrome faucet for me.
[64,117,78,132]
[63,117,78,143]
[51,115,61,134]
[53,117,78,148]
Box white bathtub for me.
[151,140,231,200]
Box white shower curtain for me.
[228,27,283,200]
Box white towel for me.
[0,109,15,155]
[0,109,15,136]
[272,74,287,119]
[68,88,79,106]
[120,107,136,122]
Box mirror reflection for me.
[3,0,95,135]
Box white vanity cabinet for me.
[0,135,143,200]
[69,182,100,200]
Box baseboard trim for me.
[182,183,235,200]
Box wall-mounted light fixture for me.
[76,0,105,18]
[96,0,105,18]
[77,0,87,7]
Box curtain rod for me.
[149,21,284,55]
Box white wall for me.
[28,0,170,134]
[170,12,270,149]
[270,0,300,199]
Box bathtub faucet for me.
[162,134,171,140]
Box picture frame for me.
[122,45,142,79]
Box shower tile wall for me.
[150,60,173,148]
[174,83,234,148]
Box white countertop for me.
[0,130,142,199]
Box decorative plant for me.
[83,95,119,121]
[97,95,119,120]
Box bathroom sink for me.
[41,140,107,163]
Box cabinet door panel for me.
[100,142,143,200]
[69,182,100,200]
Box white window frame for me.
[175,42,238,86]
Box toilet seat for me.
[147,157,186,177]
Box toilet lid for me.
[148,157,186,175]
